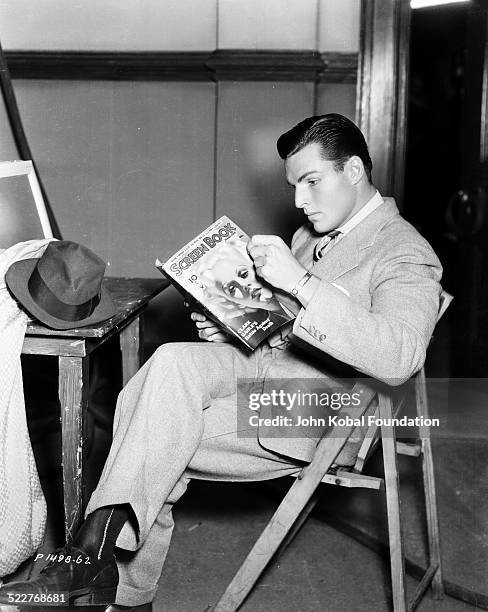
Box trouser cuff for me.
[115,581,157,607]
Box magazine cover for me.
[157,216,294,349]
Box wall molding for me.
[5,50,358,83]
[207,50,323,81]
[5,51,212,81]
[320,52,358,84]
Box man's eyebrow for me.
[287,170,320,186]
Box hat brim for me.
[6,257,118,330]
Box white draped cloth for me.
[0,240,53,578]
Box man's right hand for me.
[190,310,231,343]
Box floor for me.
[3,328,488,612]
[4,428,487,612]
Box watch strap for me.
[291,271,314,296]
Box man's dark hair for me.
[277,113,373,183]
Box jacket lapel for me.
[310,198,399,282]
[311,231,359,281]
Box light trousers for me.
[86,342,307,606]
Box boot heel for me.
[72,587,117,606]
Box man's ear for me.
[346,156,365,185]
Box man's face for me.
[285,142,359,234]
[209,243,277,311]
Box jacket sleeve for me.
[291,240,443,385]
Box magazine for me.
[156,216,295,350]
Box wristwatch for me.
[291,271,314,297]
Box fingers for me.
[190,310,226,341]
[197,327,228,342]
[247,244,268,261]
[195,319,218,330]
[197,326,212,340]
[250,249,272,278]
[248,244,269,257]
[248,244,273,275]
[253,256,267,271]
[250,234,284,247]
[208,332,229,342]
[248,239,287,265]
[248,236,284,264]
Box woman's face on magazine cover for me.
[210,243,279,311]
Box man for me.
[0,114,442,609]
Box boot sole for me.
[71,586,117,606]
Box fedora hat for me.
[5,240,117,329]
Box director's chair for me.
[212,291,452,612]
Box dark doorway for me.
[404,0,488,377]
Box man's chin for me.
[310,220,329,234]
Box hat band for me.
[28,267,101,322]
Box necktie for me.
[313,229,341,261]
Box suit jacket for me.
[257,197,443,462]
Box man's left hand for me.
[248,235,306,294]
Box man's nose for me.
[294,187,308,209]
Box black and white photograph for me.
[0,1,486,611]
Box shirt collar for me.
[336,190,384,237]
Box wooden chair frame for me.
[213,292,452,612]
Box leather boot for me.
[0,545,118,606]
